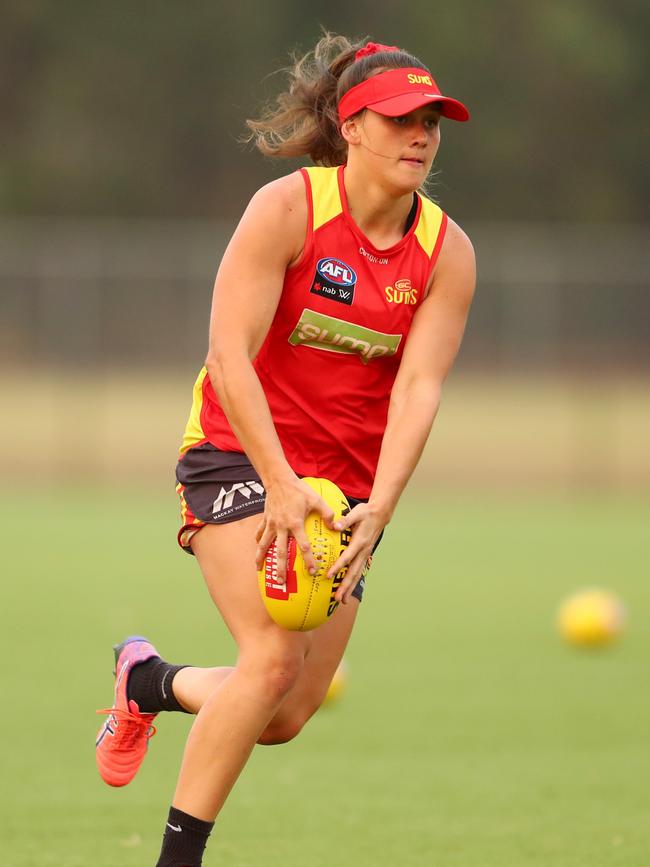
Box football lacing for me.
[311,535,333,577]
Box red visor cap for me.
[338,67,469,123]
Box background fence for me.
[2,218,648,371]
[1,218,648,491]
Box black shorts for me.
[175,442,382,602]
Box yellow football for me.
[557,588,626,647]
[258,477,350,631]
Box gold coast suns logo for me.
[385,278,419,306]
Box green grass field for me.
[3,489,650,866]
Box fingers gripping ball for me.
[258,477,350,631]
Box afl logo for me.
[317,258,356,286]
[310,257,357,306]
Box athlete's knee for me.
[263,657,303,701]
[239,645,306,703]
[257,690,326,745]
[257,713,310,746]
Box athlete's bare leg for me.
[172,588,358,741]
[171,665,233,712]
[258,593,358,744]
[170,517,358,821]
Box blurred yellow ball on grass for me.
[557,588,626,647]
[323,660,348,706]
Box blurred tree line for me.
[2,0,648,221]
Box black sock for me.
[155,806,214,867]
[126,657,191,713]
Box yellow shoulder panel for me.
[180,367,208,454]
[304,166,343,231]
[414,195,445,257]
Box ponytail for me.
[245,33,430,167]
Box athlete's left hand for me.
[327,503,387,605]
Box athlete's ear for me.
[340,115,362,146]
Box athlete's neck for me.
[342,165,416,249]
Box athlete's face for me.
[348,105,442,191]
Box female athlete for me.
[96,34,475,866]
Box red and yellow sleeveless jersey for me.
[181,164,447,498]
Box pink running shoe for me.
[96,635,159,787]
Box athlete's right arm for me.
[204,172,333,581]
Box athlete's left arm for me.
[329,218,476,602]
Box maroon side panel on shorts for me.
[176,443,267,525]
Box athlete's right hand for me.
[255,476,335,586]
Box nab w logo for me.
[212,481,265,515]
[311,257,357,306]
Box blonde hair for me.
[245,33,430,167]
